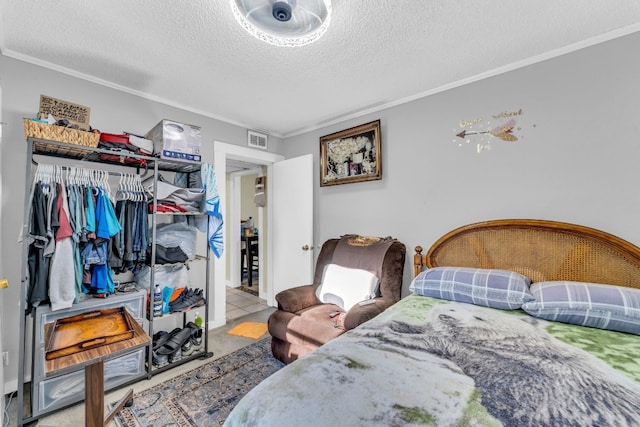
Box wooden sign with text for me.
[39,95,91,130]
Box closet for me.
[17,137,213,425]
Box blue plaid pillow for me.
[522,281,640,336]
[410,266,533,310]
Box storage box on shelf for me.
[23,118,99,147]
[145,119,202,163]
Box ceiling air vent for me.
[248,130,268,150]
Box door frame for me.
[0,86,4,413]
[211,141,284,328]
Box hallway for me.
[226,286,269,321]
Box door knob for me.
[302,245,310,251]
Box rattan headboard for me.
[414,219,640,289]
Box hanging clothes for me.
[42,182,57,259]
[26,182,51,312]
[110,198,149,273]
[25,164,157,307]
[82,186,121,295]
[66,183,84,303]
[49,183,76,310]
[96,187,122,239]
[109,199,126,272]
[85,183,96,233]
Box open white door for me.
[268,154,314,306]
[0,86,4,417]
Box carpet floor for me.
[115,336,283,426]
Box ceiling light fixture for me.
[231,0,332,47]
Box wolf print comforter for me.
[225,295,640,427]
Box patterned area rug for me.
[115,337,283,426]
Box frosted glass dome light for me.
[231,0,332,47]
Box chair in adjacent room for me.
[241,237,259,286]
[268,234,406,364]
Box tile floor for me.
[226,286,270,321]
[9,287,275,427]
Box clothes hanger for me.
[67,167,75,186]
[126,173,133,201]
[136,174,143,201]
[128,173,135,201]
[54,165,62,184]
[116,172,126,201]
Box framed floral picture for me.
[319,120,382,186]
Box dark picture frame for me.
[319,120,382,186]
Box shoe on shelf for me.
[152,328,179,351]
[155,327,192,363]
[181,337,194,356]
[185,321,203,348]
[152,350,169,368]
[151,323,203,365]
[168,288,193,309]
[169,287,206,312]
[169,346,182,363]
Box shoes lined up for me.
[151,322,203,367]
[169,287,206,312]
[150,287,206,367]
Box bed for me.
[224,219,640,426]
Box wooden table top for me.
[44,309,150,377]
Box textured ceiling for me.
[1,1,639,138]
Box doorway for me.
[227,163,262,290]
[226,166,269,321]
[210,141,284,329]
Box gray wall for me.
[283,31,640,288]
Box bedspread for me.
[225,294,640,427]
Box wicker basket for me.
[23,118,100,147]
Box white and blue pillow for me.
[522,281,640,336]
[317,264,379,312]
[410,266,534,310]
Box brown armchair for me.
[268,235,406,364]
